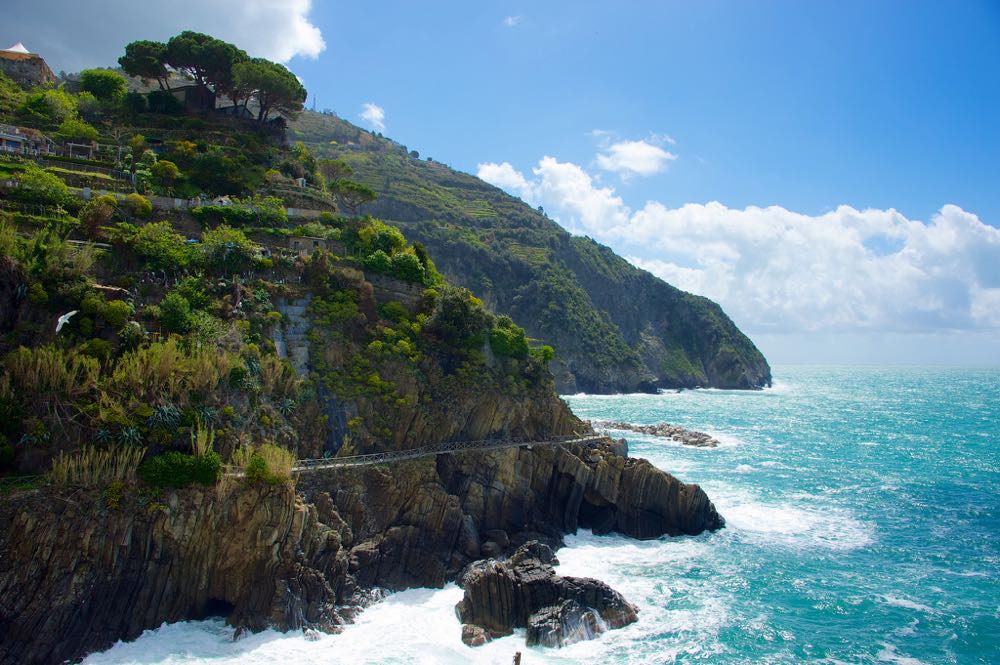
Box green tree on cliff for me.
[119,40,171,89]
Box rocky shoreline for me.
[589,420,721,448]
[457,540,638,648]
[0,437,723,664]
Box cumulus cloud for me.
[478,159,1000,337]
[503,15,522,28]
[476,162,534,201]
[359,103,386,132]
[595,139,676,177]
[3,0,325,71]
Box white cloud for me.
[359,102,386,132]
[595,139,677,178]
[4,0,325,71]
[477,162,534,201]
[479,158,1000,338]
[503,15,522,28]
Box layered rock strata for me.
[457,541,638,648]
[0,438,722,665]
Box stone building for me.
[0,43,56,88]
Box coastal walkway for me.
[292,434,604,473]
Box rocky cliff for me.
[0,433,721,665]
[290,111,772,393]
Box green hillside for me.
[290,111,771,392]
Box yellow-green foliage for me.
[190,420,215,458]
[229,442,295,485]
[49,445,145,486]
[4,346,100,400]
[109,338,237,405]
[259,355,301,398]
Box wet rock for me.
[456,541,637,648]
[589,420,721,447]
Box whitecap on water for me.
[877,642,930,665]
[880,595,934,614]
[734,464,756,474]
[713,489,875,551]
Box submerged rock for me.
[456,541,638,648]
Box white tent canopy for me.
[3,42,31,54]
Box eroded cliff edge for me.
[0,435,721,665]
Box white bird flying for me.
[55,310,78,333]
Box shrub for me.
[241,443,295,485]
[151,160,180,191]
[129,220,189,269]
[159,291,192,333]
[138,450,222,488]
[390,252,425,282]
[118,320,145,349]
[103,299,134,327]
[14,165,69,206]
[80,68,128,102]
[379,300,410,323]
[79,195,117,239]
[362,249,391,273]
[123,193,153,218]
[191,205,255,227]
[56,117,101,142]
[19,88,76,124]
[200,225,256,275]
[489,323,529,359]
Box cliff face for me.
[0,434,721,665]
[290,111,772,393]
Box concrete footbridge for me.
[292,433,605,473]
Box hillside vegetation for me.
[291,111,771,392]
[0,33,562,487]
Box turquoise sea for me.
[85,366,1000,664]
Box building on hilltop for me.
[0,42,56,88]
[0,124,54,156]
[169,84,217,112]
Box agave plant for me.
[194,405,218,425]
[118,426,142,447]
[148,403,182,429]
[94,427,114,445]
[276,397,297,416]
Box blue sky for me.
[297,1,1000,225]
[6,1,1000,364]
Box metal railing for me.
[292,433,603,473]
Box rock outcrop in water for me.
[456,541,638,647]
[0,435,721,665]
[590,420,721,448]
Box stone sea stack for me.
[457,541,639,648]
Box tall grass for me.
[226,442,296,485]
[190,420,215,458]
[49,445,145,486]
[260,355,302,398]
[4,346,100,399]
[109,338,237,405]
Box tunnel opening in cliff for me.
[198,598,236,620]
[576,496,617,535]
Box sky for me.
[4,1,1000,365]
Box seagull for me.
[56,310,78,333]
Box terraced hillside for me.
[291,111,771,392]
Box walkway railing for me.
[292,433,603,473]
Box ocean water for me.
[83,366,1000,665]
